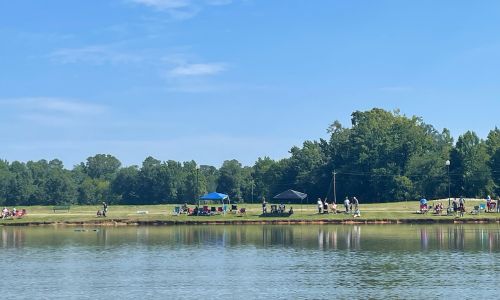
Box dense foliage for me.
[1,109,498,206]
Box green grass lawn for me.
[1,199,498,225]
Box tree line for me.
[1,108,499,206]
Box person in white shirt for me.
[344,197,350,213]
[317,198,323,214]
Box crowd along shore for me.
[1,200,499,226]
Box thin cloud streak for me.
[129,0,233,19]
[0,97,106,115]
[168,63,226,77]
[130,0,191,10]
[50,45,143,65]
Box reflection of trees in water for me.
[262,226,294,247]
[416,225,500,251]
[0,225,498,251]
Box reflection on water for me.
[1,224,499,252]
[0,224,498,299]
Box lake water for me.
[1,224,498,299]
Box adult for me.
[452,198,458,216]
[458,199,465,217]
[486,195,492,212]
[353,197,359,210]
[262,198,267,214]
[497,198,500,213]
[330,202,337,214]
[344,197,350,213]
[317,198,323,214]
[323,199,328,213]
[102,202,108,217]
[2,207,8,219]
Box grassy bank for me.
[1,199,499,226]
[0,200,500,225]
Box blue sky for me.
[1,0,499,168]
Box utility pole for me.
[196,166,200,215]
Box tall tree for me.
[217,160,244,201]
[450,131,493,197]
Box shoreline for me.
[1,217,499,227]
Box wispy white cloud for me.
[168,63,226,77]
[50,45,143,65]
[131,0,191,9]
[0,98,106,128]
[129,0,232,19]
[0,97,106,115]
[205,0,232,5]
[161,57,229,92]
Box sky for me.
[1,0,499,168]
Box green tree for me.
[45,159,77,205]
[450,131,493,197]
[111,166,140,204]
[84,154,121,180]
[217,160,244,201]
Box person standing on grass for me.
[102,202,108,217]
[497,198,500,213]
[317,198,323,214]
[452,198,458,216]
[353,197,359,210]
[262,198,267,214]
[344,197,350,213]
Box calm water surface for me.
[1,224,499,299]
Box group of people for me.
[2,207,26,219]
[261,199,293,215]
[343,196,361,217]
[421,195,500,216]
[451,197,467,217]
[313,196,361,217]
[316,198,330,214]
[96,202,108,217]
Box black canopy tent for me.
[273,189,308,211]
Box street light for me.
[446,160,451,208]
[196,165,200,215]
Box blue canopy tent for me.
[200,192,229,201]
[199,192,230,215]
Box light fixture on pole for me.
[446,160,451,208]
[196,165,200,215]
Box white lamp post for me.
[446,160,451,208]
[196,165,200,215]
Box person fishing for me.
[102,202,108,217]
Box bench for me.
[53,205,70,213]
